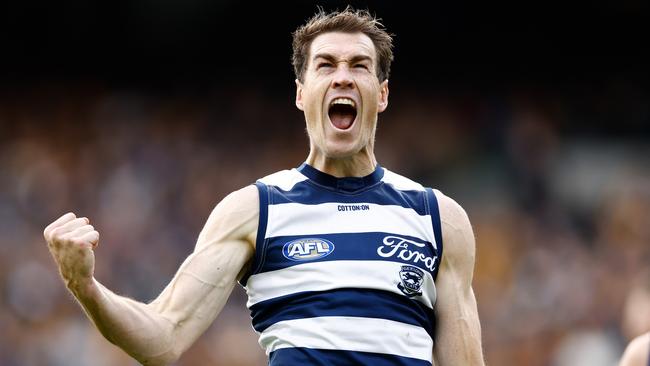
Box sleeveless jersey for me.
[242,163,444,365]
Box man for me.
[44,8,484,365]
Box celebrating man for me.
[44,8,484,365]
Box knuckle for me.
[70,238,85,246]
[49,227,61,239]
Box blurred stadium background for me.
[1,1,649,365]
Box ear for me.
[295,79,304,111]
[378,79,389,113]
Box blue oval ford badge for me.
[282,238,335,261]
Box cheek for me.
[360,82,381,110]
[361,94,380,118]
[303,83,327,112]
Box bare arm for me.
[432,192,485,365]
[44,185,258,365]
[620,333,650,366]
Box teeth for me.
[331,98,356,108]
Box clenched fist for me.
[44,212,100,293]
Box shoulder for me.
[196,185,259,250]
[380,166,475,266]
[620,332,650,366]
[435,191,472,236]
[434,190,475,270]
[257,168,308,191]
[381,168,426,191]
[216,185,259,213]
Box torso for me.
[242,163,443,365]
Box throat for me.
[306,150,377,178]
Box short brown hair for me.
[292,7,394,83]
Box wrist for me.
[66,276,98,300]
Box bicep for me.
[432,193,484,365]
[148,186,258,353]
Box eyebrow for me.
[313,53,373,64]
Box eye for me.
[354,64,369,70]
[317,62,333,69]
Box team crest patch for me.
[397,265,424,297]
[282,238,335,261]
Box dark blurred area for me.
[1,1,649,365]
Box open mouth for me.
[328,98,357,130]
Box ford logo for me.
[282,238,335,261]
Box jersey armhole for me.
[239,181,269,286]
[425,188,444,281]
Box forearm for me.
[70,245,245,365]
[71,279,178,365]
[433,293,484,365]
[46,187,257,365]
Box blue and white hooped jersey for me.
[242,163,444,366]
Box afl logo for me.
[282,238,335,261]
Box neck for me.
[305,146,377,178]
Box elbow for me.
[135,349,181,366]
[123,325,183,365]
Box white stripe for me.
[382,169,425,191]
[266,202,435,243]
[258,169,308,191]
[259,316,433,361]
[246,260,436,309]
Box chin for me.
[322,141,363,159]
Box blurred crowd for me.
[0,83,649,365]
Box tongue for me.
[330,111,355,130]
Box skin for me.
[620,283,650,366]
[44,31,484,365]
[296,32,388,177]
[433,193,484,365]
[44,187,258,365]
[619,332,650,366]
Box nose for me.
[331,65,354,89]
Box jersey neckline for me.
[297,163,385,193]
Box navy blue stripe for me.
[298,163,385,192]
[239,182,270,286]
[258,232,439,275]
[269,181,429,216]
[425,188,443,282]
[269,347,432,366]
[250,288,436,338]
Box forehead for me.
[309,32,376,62]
